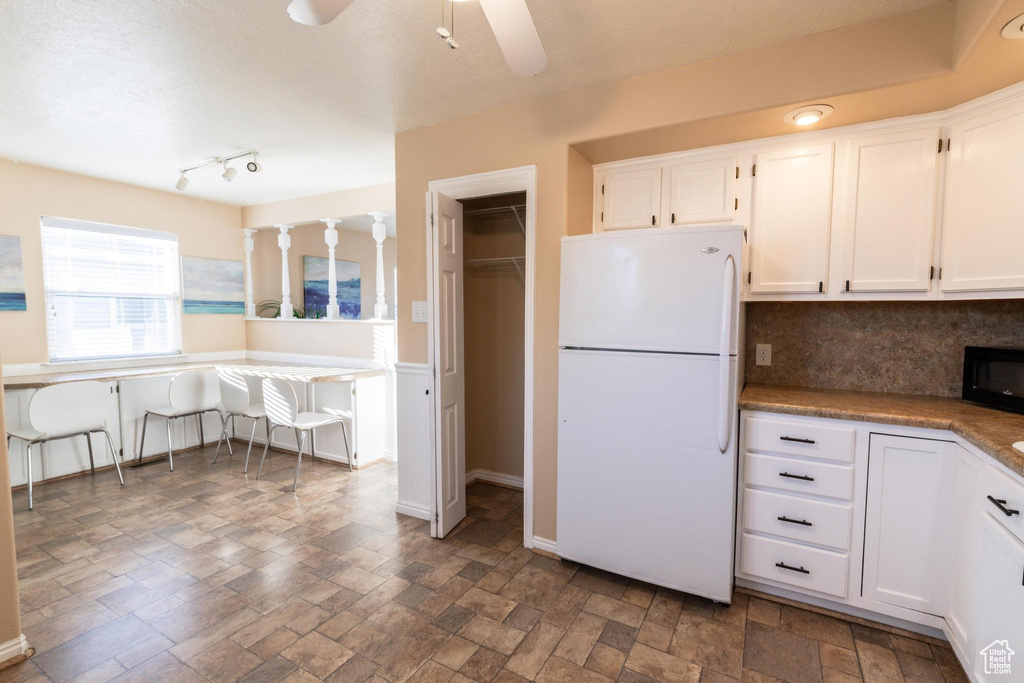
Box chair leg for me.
[197,414,205,449]
[137,413,150,463]
[213,414,229,464]
[293,430,307,492]
[243,418,258,473]
[86,432,96,474]
[166,418,174,472]
[26,443,33,510]
[257,424,275,479]
[340,420,353,472]
[102,429,125,486]
[224,413,233,456]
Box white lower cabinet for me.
[738,410,1024,682]
[861,434,955,615]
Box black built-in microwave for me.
[962,347,1024,414]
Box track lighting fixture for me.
[173,149,259,191]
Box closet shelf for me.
[465,256,526,283]
[464,204,526,235]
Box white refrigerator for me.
[556,224,743,603]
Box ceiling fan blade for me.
[286,0,355,26]
[478,0,548,77]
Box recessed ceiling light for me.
[784,104,835,126]
[1002,12,1024,39]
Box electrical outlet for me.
[756,344,772,366]
[411,301,428,323]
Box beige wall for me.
[395,1,1024,540]
[464,195,526,480]
[245,319,394,362]
[0,159,244,366]
[251,224,397,321]
[240,182,395,229]
[0,354,21,648]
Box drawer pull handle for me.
[775,562,810,575]
[780,436,816,444]
[779,472,815,482]
[988,495,1021,517]
[777,516,812,527]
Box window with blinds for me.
[41,217,182,362]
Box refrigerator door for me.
[559,225,742,355]
[556,349,738,602]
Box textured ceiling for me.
[0,0,947,205]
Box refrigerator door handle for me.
[717,254,735,453]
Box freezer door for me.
[556,349,738,602]
[559,225,742,354]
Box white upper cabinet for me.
[668,156,737,225]
[861,434,954,615]
[750,142,834,294]
[839,127,941,293]
[941,97,1024,292]
[600,166,661,230]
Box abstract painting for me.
[181,256,245,314]
[303,255,360,319]
[0,235,26,311]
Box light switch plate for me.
[411,301,428,323]
[756,344,772,366]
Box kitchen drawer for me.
[981,463,1024,543]
[742,488,853,551]
[745,416,855,463]
[744,452,855,501]
[739,532,849,598]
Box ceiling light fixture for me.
[175,173,189,192]
[173,149,259,191]
[221,162,237,182]
[246,152,262,173]
[783,104,835,126]
[1002,12,1024,39]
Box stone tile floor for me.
[2,444,968,682]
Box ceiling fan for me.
[286,0,548,77]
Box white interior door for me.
[431,191,467,537]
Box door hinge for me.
[946,139,951,152]
[434,512,439,524]
[930,265,935,280]
[751,164,757,177]
[651,215,656,226]
[818,281,823,293]
[937,139,943,154]
[735,167,739,179]
[601,184,605,195]
[734,197,738,211]
[747,272,752,285]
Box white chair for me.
[137,369,223,471]
[256,378,351,491]
[6,381,124,510]
[212,370,268,473]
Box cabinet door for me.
[948,446,982,655]
[750,143,833,293]
[941,99,1024,292]
[862,434,954,615]
[600,167,662,230]
[972,513,1024,680]
[668,157,737,225]
[840,128,941,292]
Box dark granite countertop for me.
[740,383,1024,479]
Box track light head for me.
[175,173,188,192]
[246,152,262,173]
[222,162,237,182]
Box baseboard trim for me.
[0,635,29,668]
[532,536,557,554]
[466,468,524,490]
[396,501,431,520]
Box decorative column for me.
[275,224,294,318]
[321,218,340,320]
[370,212,388,319]
[242,229,256,317]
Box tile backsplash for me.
[744,300,1024,397]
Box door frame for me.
[426,165,537,548]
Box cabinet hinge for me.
[845,280,850,292]
[600,211,604,222]
[747,272,752,285]
[946,139,951,152]
[671,213,675,224]
[601,184,605,195]
[930,265,935,280]
[751,164,757,177]
[118,448,123,457]
[939,267,943,280]
[818,281,823,293]
[937,139,943,154]
[734,197,738,211]
[434,512,439,524]
[651,215,656,226]
[735,167,739,179]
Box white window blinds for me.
[41,217,182,362]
